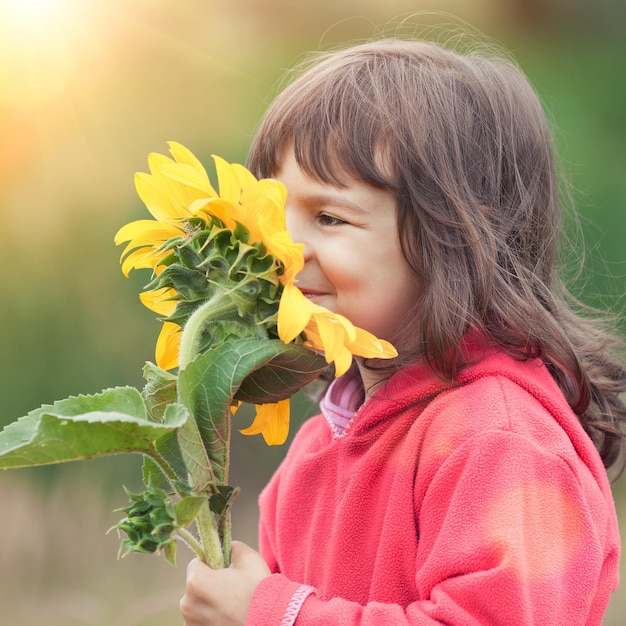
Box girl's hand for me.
[180,541,271,626]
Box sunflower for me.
[116,143,397,444]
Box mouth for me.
[297,287,327,301]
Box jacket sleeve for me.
[246,429,618,625]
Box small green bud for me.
[111,487,178,560]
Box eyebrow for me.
[299,193,369,216]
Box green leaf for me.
[163,539,177,566]
[144,402,193,493]
[172,401,217,493]
[143,457,172,492]
[0,387,187,470]
[41,386,147,419]
[142,362,178,422]
[235,342,327,404]
[174,495,206,526]
[208,485,238,517]
[178,338,326,485]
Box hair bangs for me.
[248,53,398,191]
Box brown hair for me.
[247,38,626,479]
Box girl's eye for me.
[316,213,346,227]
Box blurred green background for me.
[0,1,624,624]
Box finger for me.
[229,540,250,564]
[230,540,263,570]
[186,556,204,575]
[230,541,272,582]
[185,558,214,598]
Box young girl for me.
[180,37,626,625]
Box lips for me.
[297,287,326,300]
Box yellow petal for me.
[162,162,217,196]
[312,313,354,375]
[250,182,287,235]
[134,172,190,222]
[238,408,269,436]
[251,178,287,211]
[377,340,398,358]
[120,247,167,277]
[142,149,208,218]
[321,310,357,344]
[147,152,176,173]
[347,328,398,359]
[199,198,242,230]
[155,321,182,370]
[300,324,323,347]
[331,349,354,377]
[139,288,177,316]
[167,141,208,172]
[239,399,290,445]
[213,155,241,204]
[312,312,344,362]
[260,399,290,445]
[257,217,304,284]
[114,219,184,246]
[231,162,260,200]
[188,197,212,215]
[277,283,313,344]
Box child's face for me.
[276,147,419,347]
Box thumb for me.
[229,541,271,578]
[230,540,260,566]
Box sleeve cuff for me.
[246,574,315,626]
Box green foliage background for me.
[0,1,624,624]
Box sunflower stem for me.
[178,296,238,568]
[175,527,206,561]
[219,507,233,566]
[150,450,182,488]
[178,292,239,370]
[196,501,225,568]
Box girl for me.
[180,37,626,625]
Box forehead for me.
[276,145,398,219]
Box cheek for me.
[317,236,418,340]
[318,246,362,290]
[342,274,416,341]
[368,268,419,339]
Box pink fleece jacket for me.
[247,344,621,625]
